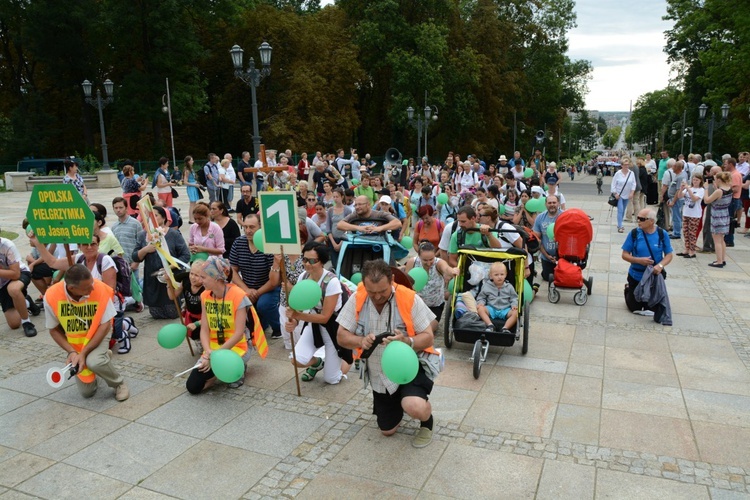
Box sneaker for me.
[633,309,655,317]
[270,330,282,339]
[228,378,245,389]
[117,336,131,354]
[22,321,37,337]
[26,297,41,317]
[412,426,433,448]
[484,325,494,332]
[501,328,512,336]
[123,317,139,338]
[115,383,130,402]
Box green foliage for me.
[601,126,621,149]
[572,110,596,151]
[0,0,591,162]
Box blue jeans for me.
[255,286,280,334]
[671,198,684,237]
[617,197,629,228]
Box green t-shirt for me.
[657,158,669,181]
[354,185,377,204]
[449,226,486,253]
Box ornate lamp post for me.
[230,42,273,162]
[698,103,729,156]
[81,79,114,170]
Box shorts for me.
[372,365,433,431]
[0,271,31,312]
[30,262,54,280]
[486,305,511,320]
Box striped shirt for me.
[229,235,274,289]
[111,217,141,264]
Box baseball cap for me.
[378,195,392,205]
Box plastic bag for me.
[468,261,487,285]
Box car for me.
[16,157,83,176]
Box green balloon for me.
[211,349,245,384]
[350,272,362,285]
[408,267,429,292]
[523,280,534,306]
[448,278,455,294]
[190,252,208,263]
[252,230,265,252]
[498,204,506,216]
[351,178,360,186]
[437,193,449,205]
[400,236,413,249]
[534,199,547,213]
[524,168,534,179]
[288,279,323,311]
[547,222,555,241]
[544,184,549,192]
[157,323,187,349]
[411,203,417,213]
[381,341,419,385]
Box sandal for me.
[618,227,624,233]
[301,359,324,382]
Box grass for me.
[0,230,19,240]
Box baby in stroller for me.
[475,262,518,334]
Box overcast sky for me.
[321,0,674,112]
[567,0,674,111]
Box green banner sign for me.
[25,184,95,244]
[258,192,301,254]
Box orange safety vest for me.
[201,284,267,358]
[45,279,115,383]
[354,282,439,357]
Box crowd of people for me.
[2,146,747,447]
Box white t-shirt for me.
[226,165,237,183]
[611,169,636,199]
[496,222,521,249]
[76,254,116,281]
[682,187,704,218]
[156,171,171,195]
[438,220,456,252]
[218,166,230,189]
[0,238,29,289]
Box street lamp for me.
[672,124,694,155]
[698,103,729,156]
[231,42,273,162]
[81,79,114,170]
[406,97,438,161]
[161,77,177,169]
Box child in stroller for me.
[476,262,518,334]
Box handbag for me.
[608,171,631,207]
[171,187,179,198]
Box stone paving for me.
[1,174,750,499]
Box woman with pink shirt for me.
[188,203,225,257]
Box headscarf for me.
[202,256,231,282]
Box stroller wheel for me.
[548,287,560,304]
[472,340,483,379]
[573,291,587,306]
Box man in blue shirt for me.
[621,208,673,315]
[532,195,563,282]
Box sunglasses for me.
[302,257,319,265]
[636,216,651,222]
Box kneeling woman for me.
[187,257,261,393]
[285,242,349,384]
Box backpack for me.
[77,252,132,297]
[195,167,207,188]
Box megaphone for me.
[46,363,78,388]
[535,130,545,142]
[383,148,402,166]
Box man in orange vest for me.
[43,264,129,401]
[337,259,439,448]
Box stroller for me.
[547,208,594,306]
[444,231,531,379]
[334,221,409,279]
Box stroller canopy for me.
[554,209,593,259]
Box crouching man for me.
[337,259,439,448]
[43,264,129,401]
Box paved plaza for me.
[2,175,750,499]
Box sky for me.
[567,0,674,112]
[320,0,674,113]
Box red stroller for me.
[548,208,594,305]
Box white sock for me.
[21,318,31,325]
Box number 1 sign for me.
[258,192,301,254]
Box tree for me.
[602,126,621,149]
[573,110,596,150]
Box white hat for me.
[531,186,546,197]
[498,155,508,162]
[378,195,392,205]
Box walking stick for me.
[280,245,302,397]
